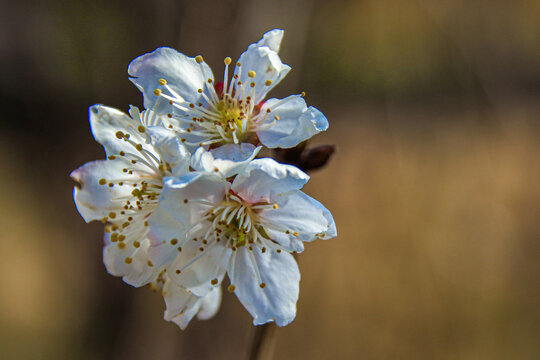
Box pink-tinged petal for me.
[229,247,299,326]
[257,95,328,148]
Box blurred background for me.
[1,0,539,359]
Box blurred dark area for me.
[1,0,539,359]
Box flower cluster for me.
[71,29,336,328]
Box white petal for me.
[128,47,214,110]
[89,104,147,156]
[167,241,231,297]
[256,29,284,53]
[145,126,190,177]
[190,144,261,178]
[71,159,136,222]
[234,42,290,103]
[229,247,299,326]
[261,191,337,249]
[257,95,329,148]
[232,158,309,203]
[103,237,158,287]
[197,286,222,320]
[147,174,227,264]
[162,277,202,330]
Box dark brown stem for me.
[247,323,276,360]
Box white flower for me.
[128,29,328,150]
[71,104,190,286]
[147,156,337,326]
[162,276,222,330]
[71,105,259,328]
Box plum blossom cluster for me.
[71,29,336,328]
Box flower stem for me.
[248,323,276,360]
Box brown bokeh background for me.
[1,0,539,359]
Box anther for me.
[259,282,266,289]
[301,91,306,97]
[170,239,178,245]
[147,260,153,267]
[98,178,106,185]
[108,212,116,219]
[211,278,218,285]
[115,131,124,139]
[227,284,236,292]
[153,89,162,96]
[107,155,116,160]
[274,115,280,120]
[250,82,255,88]
[248,70,256,78]
[117,242,126,249]
[195,55,203,63]
[158,78,167,85]
[265,80,272,86]
[272,203,278,209]
[133,241,140,248]
[137,125,145,132]
[176,269,181,274]
[224,57,232,65]
[276,249,282,253]
[135,144,143,151]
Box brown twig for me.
[248,323,276,360]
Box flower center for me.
[98,127,171,250]
[153,56,275,147]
